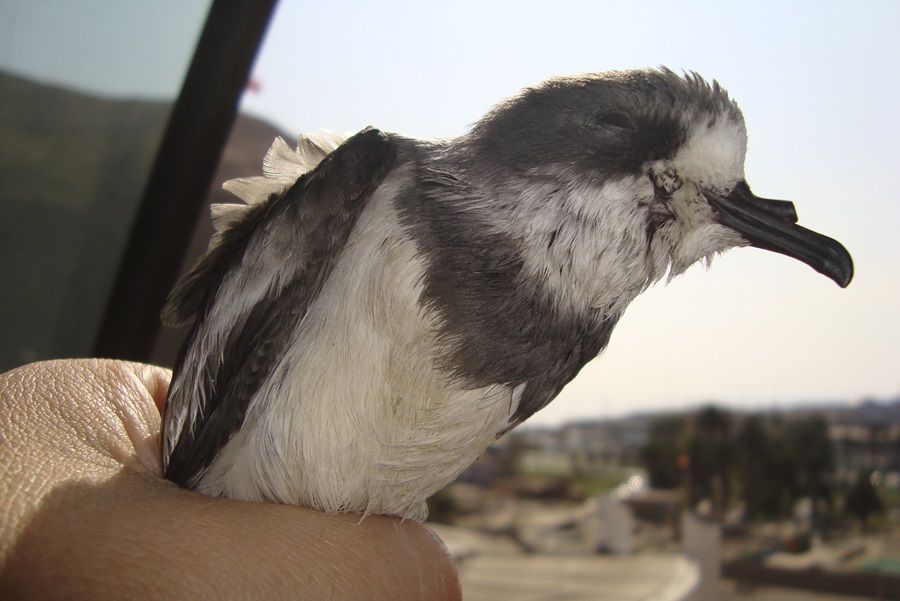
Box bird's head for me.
[458,68,852,313]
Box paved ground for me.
[430,524,880,601]
[456,553,698,601]
[431,525,698,601]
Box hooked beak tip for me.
[703,183,854,288]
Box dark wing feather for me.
[505,317,618,431]
[162,128,395,488]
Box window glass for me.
[0,1,212,371]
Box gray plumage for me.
[161,68,852,520]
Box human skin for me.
[0,359,461,600]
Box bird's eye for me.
[593,111,637,133]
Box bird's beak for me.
[703,183,854,287]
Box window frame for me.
[92,0,278,361]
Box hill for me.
[0,71,289,371]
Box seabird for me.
[161,68,853,520]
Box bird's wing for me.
[506,318,616,430]
[161,128,395,488]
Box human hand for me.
[0,359,460,600]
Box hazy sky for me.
[3,1,898,425]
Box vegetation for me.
[844,470,885,530]
[0,71,289,370]
[0,72,170,369]
[688,406,734,516]
[640,415,687,490]
[640,406,880,529]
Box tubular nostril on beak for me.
[730,181,797,223]
[754,197,798,223]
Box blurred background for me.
[1,1,898,598]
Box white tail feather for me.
[210,202,250,231]
[211,131,350,240]
[262,136,304,179]
[222,175,296,205]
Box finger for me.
[130,361,172,416]
[0,360,460,599]
[0,359,167,549]
[2,472,460,601]
[102,360,171,474]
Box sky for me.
[2,0,898,426]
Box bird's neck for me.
[471,166,662,317]
[395,152,654,390]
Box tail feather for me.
[211,132,349,236]
[161,131,350,327]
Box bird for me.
[160,68,853,521]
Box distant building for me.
[459,399,900,492]
[830,422,900,483]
